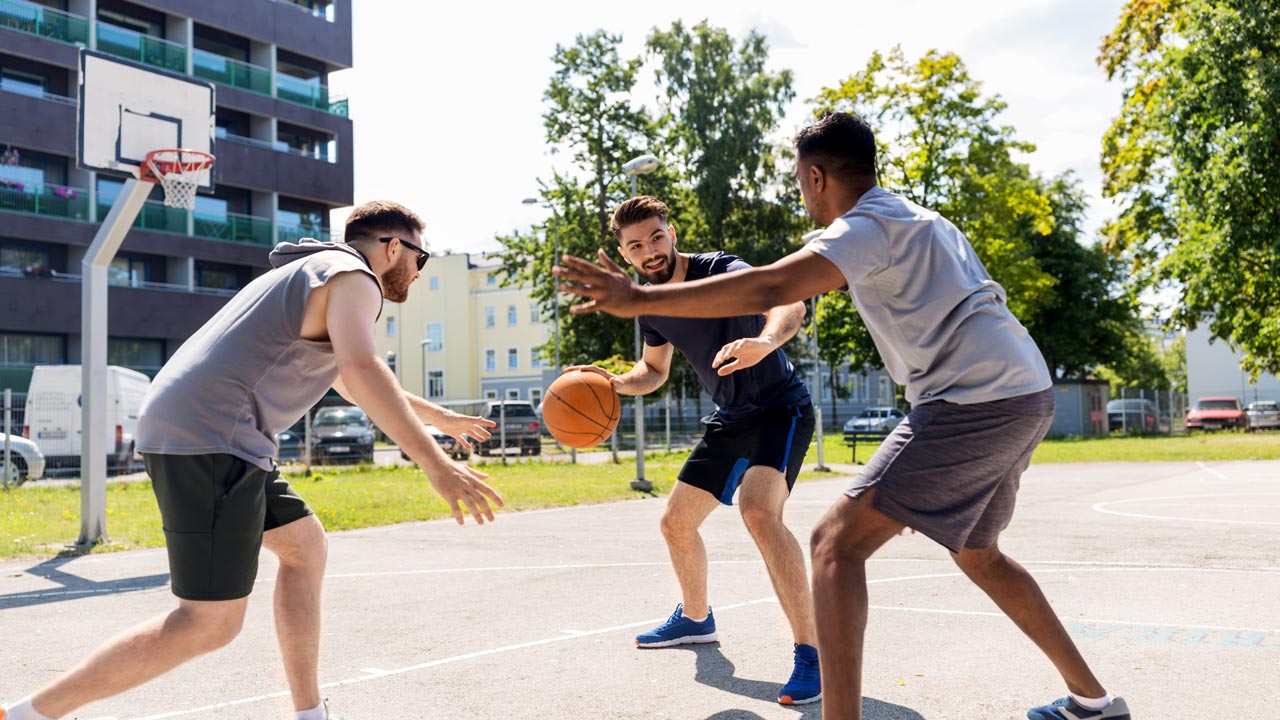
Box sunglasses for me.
[379,236,431,271]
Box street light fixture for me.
[623,153,662,492]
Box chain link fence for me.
[0,389,142,485]
[1108,387,1188,435]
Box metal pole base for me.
[630,478,653,492]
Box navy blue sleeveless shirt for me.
[638,252,810,424]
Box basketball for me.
[542,370,622,448]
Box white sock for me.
[682,610,707,622]
[295,701,326,720]
[4,697,55,720]
[1070,692,1112,711]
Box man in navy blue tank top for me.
[567,196,821,705]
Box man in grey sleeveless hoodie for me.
[2,201,502,720]
[554,113,1130,720]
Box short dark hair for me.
[794,111,878,183]
[344,200,424,243]
[610,195,669,240]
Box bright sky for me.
[328,0,1126,255]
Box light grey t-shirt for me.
[804,186,1051,406]
[137,240,381,470]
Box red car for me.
[1186,397,1245,431]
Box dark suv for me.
[476,401,542,456]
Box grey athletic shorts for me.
[846,388,1055,553]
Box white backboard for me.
[78,50,216,188]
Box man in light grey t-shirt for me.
[554,113,1130,720]
[4,201,503,720]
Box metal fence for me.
[1,390,142,485]
[1109,387,1188,435]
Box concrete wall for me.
[1186,326,1280,404]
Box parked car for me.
[1185,397,1245,431]
[1106,399,1162,434]
[843,406,906,434]
[399,424,472,462]
[275,419,306,463]
[310,406,375,463]
[0,433,46,485]
[476,401,542,456]
[1245,400,1280,431]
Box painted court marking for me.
[108,563,1279,720]
[1092,493,1280,526]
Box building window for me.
[484,349,496,372]
[0,332,64,366]
[530,303,540,323]
[484,307,495,328]
[386,316,396,338]
[529,388,542,406]
[506,388,520,400]
[108,338,165,371]
[486,273,496,286]
[0,67,49,99]
[426,369,445,399]
[0,242,51,275]
[484,389,498,400]
[109,255,150,287]
[429,276,439,290]
[530,348,543,369]
[424,322,443,352]
[195,261,242,291]
[507,347,518,370]
[507,304,517,326]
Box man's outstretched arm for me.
[554,248,846,319]
[712,300,807,377]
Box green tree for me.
[813,292,880,422]
[1094,328,1172,394]
[646,21,801,255]
[1099,0,1280,376]
[812,47,1056,322]
[1019,176,1145,379]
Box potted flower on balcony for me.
[0,147,26,192]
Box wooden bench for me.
[842,430,891,464]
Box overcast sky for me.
[328,0,1126,255]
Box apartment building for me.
[377,252,554,406]
[0,0,352,391]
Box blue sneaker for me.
[1028,696,1130,719]
[778,643,821,705]
[635,604,718,648]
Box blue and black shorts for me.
[678,401,815,505]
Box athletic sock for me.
[682,611,707,622]
[1069,692,1113,711]
[4,697,55,720]
[295,701,326,720]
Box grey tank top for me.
[137,241,380,470]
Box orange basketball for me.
[542,370,622,448]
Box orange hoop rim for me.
[140,148,215,182]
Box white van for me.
[24,364,151,474]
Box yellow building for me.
[375,252,552,405]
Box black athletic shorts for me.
[678,401,815,505]
[145,453,313,601]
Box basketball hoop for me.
[141,149,214,210]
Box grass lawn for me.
[1,431,1274,561]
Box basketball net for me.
[142,149,214,210]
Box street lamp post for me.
[623,154,660,492]
[802,229,829,472]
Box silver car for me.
[1,433,46,485]
[1245,400,1280,431]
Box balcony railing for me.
[0,0,89,46]
[0,183,91,221]
[275,74,347,115]
[272,0,335,22]
[95,22,186,74]
[277,224,331,244]
[221,132,339,163]
[0,268,238,297]
[193,210,273,246]
[192,49,272,96]
[0,80,77,106]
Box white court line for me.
[1196,461,1228,479]
[1093,493,1280,526]
[120,564,1280,720]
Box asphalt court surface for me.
[2,460,1278,719]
